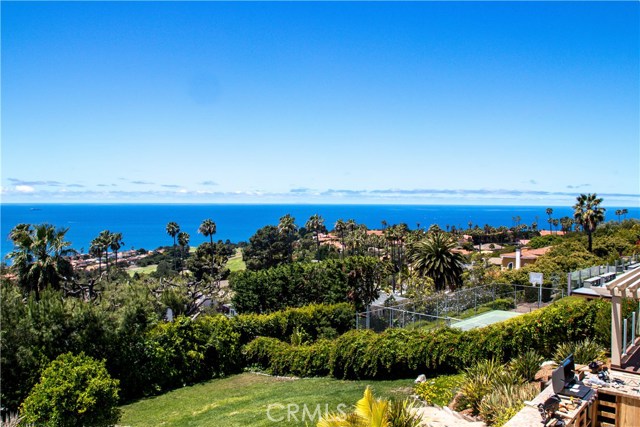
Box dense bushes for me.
[20,353,121,427]
[139,315,243,393]
[230,256,383,313]
[232,303,355,344]
[1,280,357,410]
[245,297,609,381]
[245,337,334,377]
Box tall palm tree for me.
[89,239,103,275]
[109,232,124,270]
[177,231,190,275]
[278,214,297,262]
[305,214,325,255]
[408,232,464,292]
[97,230,112,277]
[573,193,606,252]
[615,209,623,223]
[334,219,346,254]
[560,216,574,233]
[166,222,180,270]
[7,224,74,299]
[198,219,217,276]
[546,208,553,233]
[622,208,629,220]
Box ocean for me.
[1,204,637,259]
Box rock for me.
[415,374,427,384]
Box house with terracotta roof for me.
[539,230,566,236]
[500,246,551,270]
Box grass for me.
[127,264,158,276]
[119,372,414,427]
[225,249,246,272]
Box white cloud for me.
[16,185,35,193]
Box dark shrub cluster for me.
[232,303,354,344]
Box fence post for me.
[623,318,628,357]
[633,311,637,344]
[538,285,542,309]
[366,306,370,329]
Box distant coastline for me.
[2,203,638,259]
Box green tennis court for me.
[452,310,522,331]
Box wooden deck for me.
[617,340,640,374]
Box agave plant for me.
[509,350,544,382]
[553,338,606,365]
[387,399,423,427]
[456,358,525,415]
[478,382,539,426]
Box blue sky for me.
[2,1,639,205]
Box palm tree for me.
[6,224,74,299]
[89,239,103,275]
[277,214,298,263]
[109,232,124,270]
[560,216,574,233]
[97,230,112,277]
[622,208,629,220]
[573,193,606,252]
[408,232,464,292]
[305,214,325,256]
[177,231,190,275]
[615,209,623,223]
[334,219,347,255]
[166,222,180,270]
[546,208,553,233]
[198,219,217,276]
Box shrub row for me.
[232,303,355,344]
[245,337,334,377]
[245,297,609,380]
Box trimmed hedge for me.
[232,303,355,344]
[244,297,609,380]
[245,337,334,377]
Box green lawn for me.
[225,249,246,272]
[126,264,158,276]
[119,373,414,427]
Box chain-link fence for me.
[356,283,565,331]
[356,306,458,331]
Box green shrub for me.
[486,298,515,311]
[553,338,607,365]
[232,303,355,344]
[509,350,543,381]
[414,374,465,406]
[20,352,120,427]
[143,315,242,392]
[244,337,334,377]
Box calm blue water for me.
[1,204,638,258]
